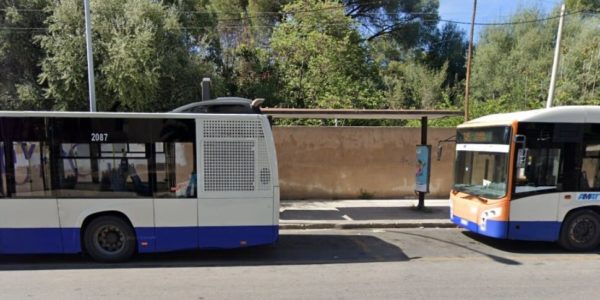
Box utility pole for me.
[464,0,477,122]
[84,0,96,112]
[546,4,566,108]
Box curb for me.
[280,221,457,230]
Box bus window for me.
[583,144,600,190]
[13,142,52,197]
[98,143,151,197]
[0,142,5,197]
[155,142,196,198]
[515,148,561,193]
[57,143,152,197]
[60,143,93,188]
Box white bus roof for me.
[460,106,600,128]
[0,110,263,120]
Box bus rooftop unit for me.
[0,111,279,262]
[451,105,600,251]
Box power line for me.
[1,8,598,32]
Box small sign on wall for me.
[415,145,431,193]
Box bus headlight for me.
[479,208,502,232]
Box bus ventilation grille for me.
[202,119,271,192]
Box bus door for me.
[510,146,562,240]
[509,124,583,241]
[152,120,199,252]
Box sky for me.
[438,0,563,42]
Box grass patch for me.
[358,189,374,200]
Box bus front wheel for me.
[559,209,600,252]
[83,216,137,262]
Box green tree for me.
[230,44,280,106]
[469,7,600,118]
[554,14,600,105]
[382,60,448,109]
[344,0,439,46]
[209,0,284,101]
[566,0,600,11]
[423,23,467,88]
[38,0,214,111]
[0,0,51,110]
[271,0,383,109]
[469,9,555,117]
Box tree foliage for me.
[469,8,600,119]
[383,60,447,109]
[1,0,458,117]
[271,0,383,109]
[554,14,600,105]
[344,0,439,46]
[38,0,212,111]
[0,0,51,110]
[565,0,600,11]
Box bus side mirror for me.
[435,135,456,161]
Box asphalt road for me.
[1,228,599,299]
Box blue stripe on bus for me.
[198,225,279,249]
[452,215,561,241]
[0,228,64,254]
[507,221,561,241]
[0,225,278,254]
[451,215,508,239]
[61,228,81,253]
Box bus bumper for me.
[451,214,509,239]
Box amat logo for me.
[577,193,600,201]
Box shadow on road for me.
[0,234,409,271]
[280,207,450,221]
[461,231,600,254]
[391,230,523,265]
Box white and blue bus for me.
[451,106,600,251]
[0,111,279,261]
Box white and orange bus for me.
[451,106,600,251]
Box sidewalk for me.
[279,199,455,230]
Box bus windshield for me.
[453,126,512,199]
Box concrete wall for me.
[273,127,456,200]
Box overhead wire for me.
[1,5,599,32]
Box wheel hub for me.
[571,217,596,244]
[97,225,125,252]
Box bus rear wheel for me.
[559,210,600,252]
[83,216,136,262]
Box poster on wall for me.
[415,145,431,193]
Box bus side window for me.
[516,147,561,193]
[0,142,5,197]
[12,141,52,197]
[154,142,196,198]
[583,144,600,190]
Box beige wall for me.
[273,127,456,200]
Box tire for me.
[83,216,136,262]
[559,209,600,252]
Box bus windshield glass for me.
[454,126,511,199]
